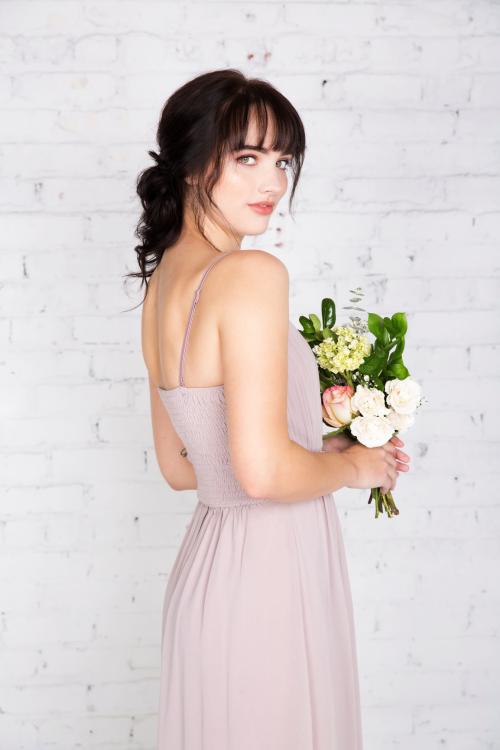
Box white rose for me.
[350,414,395,448]
[386,409,415,434]
[385,377,422,415]
[351,384,390,418]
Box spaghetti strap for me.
[178,250,237,386]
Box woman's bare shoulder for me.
[214,248,289,283]
[208,248,288,305]
[227,247,287,267]
[206,249,289,327]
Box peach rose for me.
[322,385,357,428]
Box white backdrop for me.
[1,1,499,748]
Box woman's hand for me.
[380,435,411,494]
[323,433,411,495]
[322,433,356,454]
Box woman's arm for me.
[215,250,360,504]
[148,375,197,491]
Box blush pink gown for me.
[155,251,363,750]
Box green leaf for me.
[309,313,322,332]
[359,348,387,377]
[380,327,391,347]
[299,315,315,334]
[383,316,394,336]
[367,312,385,340]
[387,337,405,365]
[321,298,336,328]
[391,312,408,337]
[302,332,317,343]
[386,362,409,379]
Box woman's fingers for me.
[390,436,404,448]
[385,440,411,470]
[396,449,411,471]
[384,467,399,494]
[381,437,411,493]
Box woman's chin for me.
[241,217,272,235]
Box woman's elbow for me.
[158,461,196,492]
[235,455,281,500]
[159,468,182,491]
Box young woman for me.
[133,68,410,750]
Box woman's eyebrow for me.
[237,144,292,155]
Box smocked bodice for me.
[158,321,323,508]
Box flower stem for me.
[369,487,400,518]
[344,371,354,388]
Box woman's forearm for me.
[171,437,357,499]
[160,454,198,492]
[247,438,358,504]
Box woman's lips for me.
[248,203,273,215]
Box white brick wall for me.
[1,1,499,748]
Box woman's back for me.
[142,243,231,392]
[144,246,324,507]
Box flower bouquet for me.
[298,291,423,518]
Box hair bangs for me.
[217,83,305,171]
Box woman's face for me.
[207,114,292,241]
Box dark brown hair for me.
[126,68,306,305]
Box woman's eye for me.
[237,154,291,171]
[237,154,256,165]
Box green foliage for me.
[359,311,410,381]
[309,313,322,332]
[299,303,337,344]
[321,298,336,329]
[298,298,411,387]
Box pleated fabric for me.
[156,321,364,750]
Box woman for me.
[133,69,409,750]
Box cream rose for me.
[386,409,415,434]
[350,414,395,448]
[351,384,390,418]
[385,377,422,415]
[322,385,356,428]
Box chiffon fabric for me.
[155,250,363,749]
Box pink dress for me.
[156,251,363,750]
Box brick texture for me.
[1,1,499,748]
